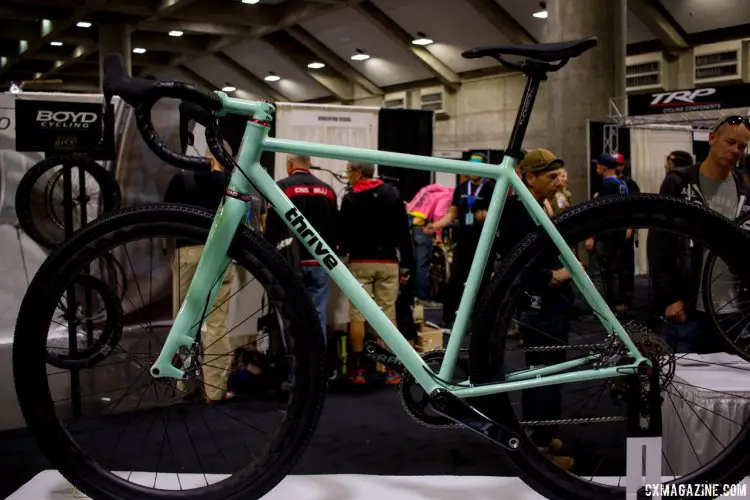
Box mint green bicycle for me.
[14,37,750,500]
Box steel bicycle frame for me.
[149,93,650,398]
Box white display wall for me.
[630,124,693,275]
[273,102,380,329]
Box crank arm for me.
[429,389,523,452]
[364,341,404,372]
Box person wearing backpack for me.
[585,153,631,312]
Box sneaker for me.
[349,369,366,384]
[385,370,401,385]
[538,438,574,471]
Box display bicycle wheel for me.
[470,194,750,500]
[15,154,122,250]
[46,273,124,370]
[14,203,327,500]
[701,209,750,360]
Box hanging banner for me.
[627,83,750,116]
[14,99,115,159]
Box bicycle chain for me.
[520,416,627,426]
[399,348,625,430]
[507,343,608,353]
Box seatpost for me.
[505,63,547,157]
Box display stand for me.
[14,96,117,419]
[625,368,663,499]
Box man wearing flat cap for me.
[496,148,575,470]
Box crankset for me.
[365,341,522,450]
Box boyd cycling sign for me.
[628,82,750,116]
[15,98,115,159]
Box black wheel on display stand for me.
[14,153,122,250]
[14,153,126,418]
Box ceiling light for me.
[242,0,260,3]
[351,49,370,61]
[533,10,548,18]
[133,47,146,54]
[50,41,63,46]
[412,32,433,46]
[307,62,325,69]
[169,30,184,37]
[264,72,280,82]
[222,85,236,92]
[76,21,92,28]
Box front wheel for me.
[470,194,750,500]
[13,203,327,500]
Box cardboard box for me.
[418,326,444,353]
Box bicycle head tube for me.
[216,92,276,124]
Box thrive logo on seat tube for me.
[284,207,338,271]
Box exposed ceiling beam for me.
[0,3,71,21]
[38,43,97,79]
[166,2,279,28]
[149,0,338,78]
[463,0,537,45]
[0,21,45,41]
[138,21,252,37]
[0,0,109,77]
[130,32,207,53]
[262,32,354,102]
[213,52,289,102]
[175,64,221,92]
[154,0,201,17]
[352,1,461,92]
[286,25,383,96]
[628,0,689,53]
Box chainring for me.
[398,348,470,428]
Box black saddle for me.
[462,37,597,63]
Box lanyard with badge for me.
[465,179,485,226]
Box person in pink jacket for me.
[407,183,454,302]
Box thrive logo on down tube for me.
[284,207,338,271]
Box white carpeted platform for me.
[8,472,750,499]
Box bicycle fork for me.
[150,197,248,380]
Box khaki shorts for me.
[349,261,399,323]
[172,245,235,401]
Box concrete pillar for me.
[544,0,627,202]
[98,23,132,90]
[666,51,695,90]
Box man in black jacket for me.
[264,154,339,338]
[339,161,414,385]
[648,116,750,353]
[497,148,574,470]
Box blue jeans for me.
[300,266,330,339]
[413,227,433,300]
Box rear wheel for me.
[702,210,750,360]
[470,194,750,500]
[14,203,327,500]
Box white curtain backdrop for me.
[273,102,379,330]
[630,125,693,274]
